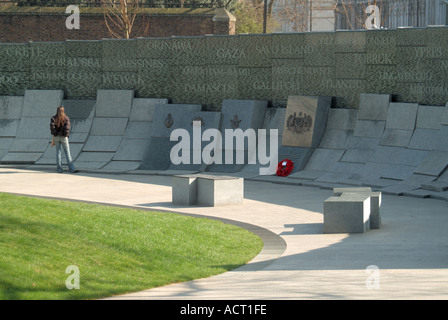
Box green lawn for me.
[0,193,263,300]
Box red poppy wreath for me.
[276,159,294,177]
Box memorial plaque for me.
[281,96,331,148]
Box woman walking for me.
[50,106,77,173]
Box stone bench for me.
[324,193,371,234]
[333,187,381,230]
[172,174,244,207]
[172,174,198,206]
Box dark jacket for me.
[50,115,71,137]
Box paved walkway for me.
[1,166,447,299]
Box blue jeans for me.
[54,136,75,173]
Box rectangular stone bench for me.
[324,193,371,234]
[172,174,198,205]
[172,174,244,207]
[333,187,372,196]
[333,187,381,229]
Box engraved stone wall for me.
[1,27,448,109]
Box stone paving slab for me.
[0,166,447,300]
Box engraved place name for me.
[255,45,303,56]
[367,53,394,64]
[184,83,237,93]
[103,73,138,85]
[379,70,434,81]
[31,72,65,81]
[272,80,301,91]
[4,46,45,58]
[367,36,396,46]
[216,48,246,59]
[273,66,332,76]
[442,61,448,70]
[117,59,166,69]
[252,81,270,90]
[413,47,444,59]
[320,79,364,90]
[145,40,193,51]
[410,84,448,95]
[0,75,20,84]
[45,57,101,68]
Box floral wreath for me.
[276,159,294,177]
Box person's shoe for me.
[57,170,63,173]
[70,170,79,174]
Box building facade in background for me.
[274,0,448,32]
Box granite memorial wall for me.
[1,27,448,110]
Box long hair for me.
[55,106,66,128]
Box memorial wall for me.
[1,27,448,109]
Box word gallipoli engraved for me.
[286,112,313,135]
[230,114,241,129]
[165,113,174,128]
